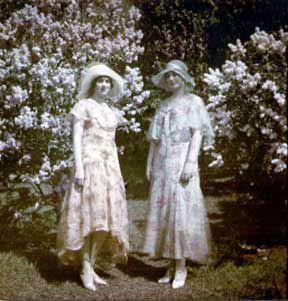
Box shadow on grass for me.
[0,229,81,285]
[206,186,287,271]
[32,243,80,284]
[209,199,287,247]
[117,254,166,282]
[0,176,286,289]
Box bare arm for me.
[146,142,156,181]
[73,117,84,187]
[180,129,202,182]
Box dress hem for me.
[141,250,209,264]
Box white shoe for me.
[80,261,96,291]
[158,274,171,284]
[158,267,173,284]
[172,268,187,289]
[92,270,108,285]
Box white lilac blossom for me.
[5,86,29,109]
[5,134,21,150]
[14,107,38,130]
[0,0,149,211]
[14,211,23,220]
[18,154,32,166]
[203,67,223,89]
[40,112,60,130]
[271,159,286,173]
[222,60,248,81]
[274,93,285,107]
[251,27,286,54]
[228,39,247,57]
[241,73,262,90]
[0,141,7,152]
[203,28,287,176]
[125,66,145,93]
[208,153,224,168]
[262,80,278,93]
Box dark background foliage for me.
[121,0,287,200]
[132,0,288,67]
[0,0,287,225]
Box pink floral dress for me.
[57,98,129,267]
[143,94,213,263]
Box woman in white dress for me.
[57,63,129,291]
[143,60,214,289]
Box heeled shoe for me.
[80,261,96,291]
[172,268,187,289]
[92,270,108,285]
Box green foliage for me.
[131,0,214,77]
[129,1,288,184]
[202,28,287,197]
[0,183,58,244]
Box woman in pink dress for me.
[143,60,214,289]
[57,63,129,291]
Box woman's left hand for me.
[180,162,198,183]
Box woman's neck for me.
[170,87,186,100]
[91,93,106,103]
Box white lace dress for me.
[143,94,213,263]
[57,98,129,267]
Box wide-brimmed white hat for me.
[151,59,195,91]
[79,63,125,99]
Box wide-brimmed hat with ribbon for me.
[79,63,125,99]
[151,59,195,91]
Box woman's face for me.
[93,76,112,98]
[165,71,185,92]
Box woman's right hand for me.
[146,164,152,181]
[75,166,84,190]
[146,143,156,182]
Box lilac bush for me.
[203,28,287,183]
[0,0,149,220]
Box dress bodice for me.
[147,94,214,147]
[68,98,125,162]
[82,99,118,141]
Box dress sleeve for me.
[191,96,214,147]
[111,106,127,126]
[147,107,162,142]
[66,100,88,125]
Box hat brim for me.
[151,65,195,90]
[79,64,125,99]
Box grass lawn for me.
[0,192,287,299]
